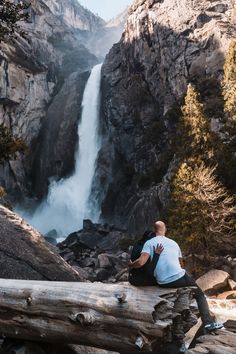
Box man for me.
[129,230,164,286]
[129,221,223,332]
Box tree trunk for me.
[0,279,194,353]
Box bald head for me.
[154,221,166,236]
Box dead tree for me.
[0,279,195,353]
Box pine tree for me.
[217,42,236,192]
[0,124,27,164]
[223,42,236,121]
[167,82,236,256]
[168,162,236,255]
[177,84,213,162]
[0,124,27,202]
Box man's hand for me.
[128,253,150,269]
[128,260,133,268]
[155,244,164,255]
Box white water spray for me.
[24,64,102,237]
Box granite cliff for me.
[1,0,236,235]
[0,0,125,200]
[97,0,236,232]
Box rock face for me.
[0,0,126,199]
[0,0,102,198]
[97,0,236,232]
[0,205,81,281]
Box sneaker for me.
[205,322,224,331]
[179,342,187,353]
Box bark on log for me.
[0,279,194,353]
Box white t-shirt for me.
[142,235,185,285]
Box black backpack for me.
[129,231,159,286]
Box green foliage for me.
[216,42,236,193]
[176,84,213,162]
[168,162,236,255]
[0,186,6,198]
[167,70,236,255]
[223,42,236,121]
[0,124,27,164]
[0,0,30,42]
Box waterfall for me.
[24,64,102,237]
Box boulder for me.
[207,4,229,13]
[0,206,81,281]
[228,279,236,290]
[72,266,91,282]
[196,269,230,294]
[221,265,232,274]
[58,222,132,282]
[232,267,236,282]
[217,291,236,300]
[59,221,133,253]
[95,268,111,282]
[187,331,236,354]
[0,340,117,354]
[98,254,112,269]
[82,257,96,268]
[44,229,58,245]
[70,346,118,354]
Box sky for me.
[79,0,132,21]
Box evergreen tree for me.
[177,84,213,162]
[168,162,236,255]
[223,42,236,121]
[217,42,236,192]
[0,124,27,200]
[167,81,236,255]
[0,124,27,164]
[0,0,29,42]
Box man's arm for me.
[128,253,150,269]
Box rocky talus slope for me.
[97,0,236,232]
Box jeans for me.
[159,272,213,325]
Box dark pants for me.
[159,273,213,325]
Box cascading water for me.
[23,64,102,237]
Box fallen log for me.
[0,279,195,353]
